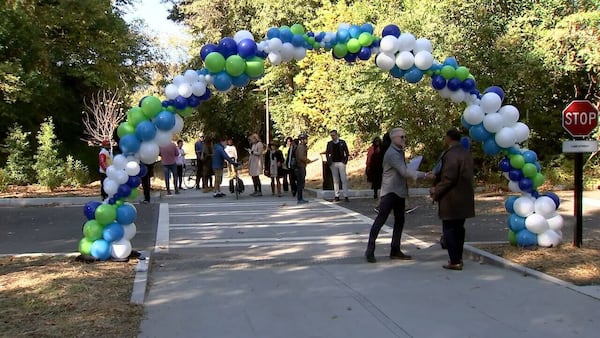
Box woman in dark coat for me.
[264,142,285,196]
[366,136,383,199]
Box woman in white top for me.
[224,138,238,178]
[176,139,186,190]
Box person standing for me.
[194,133,205,190]
[365,136,383,200]
[247,133,264,197]
[365,128,431,263]
[201,138,214,192]
[282,136,298,196]
[264,142,284,196]
[224,138,238,178]
[98,139,113,200]
[325,130,350,202]
[176,139,186,190]
[295,133,310,204]
[140,162,155,203]
[212,136,238,198]
[159,141,179,195]
[430,129,475,271]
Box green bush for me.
[0,168,9,192]
[63,155,90,187]
[33,117,64,190]
[3,123,34,185]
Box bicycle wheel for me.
[183,167,197,189]
[235,177,239,199]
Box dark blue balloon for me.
[469,123,491,142]
[135,120,157,142]
[279,28,293,43]
[461,78,476,92]
[447,78,462,91]
[83,201,102,220]
[382,24,401,37]
[161,100,171,107]
[119,134,141,155]
[307,32,314,38]
[138,164,148,178]
[127,175,141,188]
[518,177,534,192]
[174,96,188,110]
[544,192,560,208]
[483,138,501,155]
[116,204,137,225]
[499,157,511,172]
[237,39,257,59]
[266,27,280,39]
[371,38,380,48]
[508,213,526,232]
[357,47,372,60]
[485,86,505,101]
[390,66,405,78]
[200,43,219,61]
[315,32,325,42]
[504,196,518,213]
[460,136,471,150]
[218,37,238,58]
[187,95,201,108]
[108,198,116,205]
[255,50,268,59]
[431,75,446,90]
[509,169,524,181]
[199,88,212,101]
[531,190,540,198]
[516,229,538,247]
[117,183,132,199]
[344,53,357,63]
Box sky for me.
[122,0,192,64]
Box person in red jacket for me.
[98,140,113,200]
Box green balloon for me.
[178,107,194,117]
[508,230,517,246]
[79,237,94,255]
[83,220,103,241]
[204,52,226,73]
[533,173,545,188]
[95,204,116,226]
[440,65,456,80]
[346,38,361,53]
[166,105,177,113]
[333,43,348,58]
[307,36,315,45]
[312,41,321,49]
[117,122,135,138]
[522,163,537,178]
[141,96,162,118]
[225,55,246,77]
[127,107,147,127]
[455,66,470,81]
[358,32,373,46]
[245,57,264,78]
[290,23,305,35]
[509,155,525,169]
[128,188,139,201]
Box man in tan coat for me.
[430,129,475,270]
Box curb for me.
[131,250,151,304]
[464,242,600,300]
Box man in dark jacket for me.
[430,129,475,271]
[325,130,350,202]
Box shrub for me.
[63,155,90,187]
[33,117,64,190]
[0,168,9,192]
[3,123,34,185]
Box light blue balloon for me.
[507,213,526,232]
[213,72,233,91]
[135,120,157,141]
[504,196,518,213]
[483,138,502,155]
[116,204,137,225]
[90,239,111,260]
[404,67,423,83]
[103,222,125,242]
[119,134,141,155]
[154,110,176,131]
[469,123,491,142]
[522,150,538,163]
[516,229,538,247]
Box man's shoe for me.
[167,191,172,195]
[297,199,309,204]
[344,197,349,202]
[254,192,262,197]
[390,252,412,260]
[443,263,463,271]
[175,190,180,194]
[334,196,340,202]
[365,254,376,263]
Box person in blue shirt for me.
[212,136,238,198]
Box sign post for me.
[562,100,599,247]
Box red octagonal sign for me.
[562,100,599,137]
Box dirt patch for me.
[0,255,143,337]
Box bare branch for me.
[81,89,127,146]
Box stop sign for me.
[562,100,599,137]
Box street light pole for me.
[265,87,270,145]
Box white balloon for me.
[397,32,416,51]
[103,178,119,196]
[414,51,433,70]
[463,105,484,125]
[183,69,198,83]
[514,196,535,217]
[139,142,159,164]
[495,127,517,148]
[375,53,396,71]
[204,74,213,85]
[178,83,193,98]
[338,23,351,30]
[379,35,399,54]
[165,84,178,100]
[268,52,282,66]
[106,165,118,180]
[172,75,185,86]
[450,90,466,104]
[280,43,295,62]
[395,51,414,70]
[293,47,306,61]
[483,113,504,133]
[480,92,502,114]
[257,41,267,52]
[438,87,452,99]
[413,38,432,53]
[191,81,206,97]
[508,180,522,193]
[112,155,128,170]
[525,213,549,234]
[268,38,283,52]
[171,114,184,134]
[537,229,561,247]
[498,105,520,126]
[234,30,254,43]
[513,122,530,143]
[122,223,137,241]
[534,196,557,217]
[111,239,132,259]
[125,161,141,176]
[114,169,129,185]
[154,130,173,146]
[546,214,564,231]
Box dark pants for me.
[176,164,184,188]
[141,163,154,202]
[295,167,306,201]
[195,159,203,188]
[283,168,297,194]
[100,173,107,200]
[251,176,261,192]
[366,193,405,255]
[443,219,466,264]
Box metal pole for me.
[265,87,270,145]
[573,152,583,247]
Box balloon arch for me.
[78,23,564,260]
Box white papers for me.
[407,155,422,171]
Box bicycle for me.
[229,161,244,199]
[183,159,197,189]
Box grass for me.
[0,255,143,337]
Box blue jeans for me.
[295,167,306,201]
[163,163,178,192]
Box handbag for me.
[263,169,270,177]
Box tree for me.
[81,90,127,146]
[2,123,34,185]
[33,117,64,190]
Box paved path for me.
[138,190,600,338]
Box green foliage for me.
[0,168,9,192]
[63,155,90,187]
[2,123,34,185]
[33,117,64,190]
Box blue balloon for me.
[461,78,476,92]
[543,192,560,208]
[135,120,157,142]
[361,23,374,34]
[213,72,232,92]
[116,183,132,199]
[389,66,405,78]
[138,164,148,178]
[348,25,361,38]
[291,34,305,47]
[344,53,357,63]
[231,73,250,87]
[509,169,524,181]
[504,196,518,213]
[187,95,201,108]
[119,134,141,155]
[279,27,293,43]
[315,32,325,42]
[518,177,534,192]
[461,115,473,129]
[357,47,372,60]
[483,138,501,155]
[218,37,238,58]
[534,161,542,172]
[499,157,511,172]
[507,213,526,232]
[469,123,491,142]
[116,204,137,225]
[447,78,462,91]
[460,136,471,150]
[237,39,257,59]
[516,229,538,247]
[200,43,218,61]
[103,222,124,242]
[507,146,521,155]
[90,239,111,260]
[431,75,446,90]
[404,67,423,83]
[336,29,350,43]
[266,27,280,39]
[382,24,401,37]
[371,38,380,48]
[443,57,458,68]
[522,150,538,163]
[485,86,505,101]
[174,96,188,110]
[199,88,212,101]
[83,201,102,220]
[154,110,176,131]
[126,175,141,188]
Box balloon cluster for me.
[504,192,563,247]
